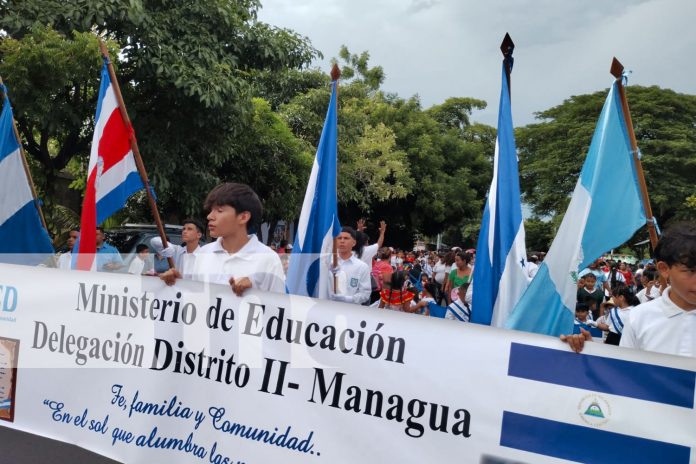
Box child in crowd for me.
[414,281,438,316]
[128,244,150,275]
[379,270,416,312]
[445,284,471,322]
[620,223,696,355]
[577,273,604,320]
[573,302,602,339]
[636,269,661,303]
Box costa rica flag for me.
[75,61,143,270]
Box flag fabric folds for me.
[471,63,529,327]
[506,81,646,336]
[76,61,143,270]
[0,84,54,260]
[286,80,341,298]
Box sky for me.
[257,0,696,127]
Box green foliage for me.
[250,68,328,110]
[677,194,696,221]
[524,218,555,252]
[0,26,110,174]
[427,97,488,131]
[220,98,313,222]
[517,86,696,227]
[336,45,384,91]
[0,0,318,224]
[281,47,493,247]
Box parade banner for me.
[0,263,694,463]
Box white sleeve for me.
[256,253,287,294]
[57,253,72,270]
[619,312,638,349]
[361,244,378,266]
[149,237,177,258]
[128,258,144,275]
[465,280,473,306]
[353,264,372,305]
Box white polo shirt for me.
[360,243,379,267]
[192,235,286,294]
[151,237,201,279]
[620,287,696,357]
[636,286,661,304]
[331,254,371,305]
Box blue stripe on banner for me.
[95,171,144,224]
[508,343,696,408]
[500,411,691,464]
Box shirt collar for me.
[211,235,257,260]
[339,253,357,264]
[660,287,692,318]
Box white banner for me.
[0,263,694,463]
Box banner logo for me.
[0,285,17,313]
[578,394,611,427]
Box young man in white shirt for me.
[562,222,696,357]
[635,269,661,303]
[527,255,539,279]
[329,226,371,305]
[128,244,150,275]
[57,228,79,270]
[356,219,387,267]
[152,218,204,280]
[160,183,285,296]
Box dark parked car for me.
[104,224,185,273]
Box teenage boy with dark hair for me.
[635,268,661,303]
[160,183,285,296]
[128,244,151,275]
[152,218,204,280]
[96,226,123,272]
[563,222,696,356]
[330,226,372,305]
[577,272,604,320]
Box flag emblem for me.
[579,395,610,427]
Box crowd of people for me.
[48,182,696,359]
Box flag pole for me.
[98,40,174,270]
[500,33,514,97]
[330,63,341,293]
[609,58,659,251]
[0,76,49,232]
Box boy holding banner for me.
[562,222,696,357]
[160,183,285,296]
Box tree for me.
[427,97,488,131]
[0,27,109,188]
[524,218,555,252]
[0,0,319,225]
[517,86,696,227]
[280,47,494,248]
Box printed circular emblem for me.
[578,394,611,427]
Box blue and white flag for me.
[0,84,54,261]
[286,80,341,298]
[506,81,646,336]
[501,343,693,463]
[471,63,529,327]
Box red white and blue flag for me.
[75,61,143,270]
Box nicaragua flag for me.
[471,62,529,327]
[501,343,694,463]
[506,81,646,336]
[286,79,341,298]
[75,61,143,270]
[0,84,54,262]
